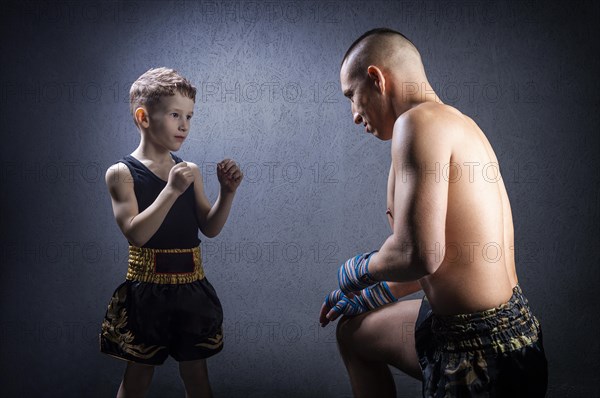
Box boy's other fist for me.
[167,161,194,195]
[217,159,243,193]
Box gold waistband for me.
[126,245,205,284]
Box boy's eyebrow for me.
[170,108,194,114]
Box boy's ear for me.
[135,107,150,128]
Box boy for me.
[99,67,243,398]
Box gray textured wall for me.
[1,1,598,397]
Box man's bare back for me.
[387,102,519,315]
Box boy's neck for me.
[132,140,174,164]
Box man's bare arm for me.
[387,281,423,299]
[367,109,452,281]
[383,165,423,298]
[105,163,180,247]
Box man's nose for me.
[353,112,363,125]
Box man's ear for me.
[367,65,386,95]
[135,107,150,128]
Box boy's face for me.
[143,92,195,150]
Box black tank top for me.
[117,152,201,249]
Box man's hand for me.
[217,159,243,193]
[338,250,379,296]
[319,282,397,327]
[167,161,194,195]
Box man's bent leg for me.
[336,299,423,398]
[117,361,155,398]
[179,358,213,398]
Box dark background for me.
[1,1,598,397]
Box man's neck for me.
[391,95,444,119]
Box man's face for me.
[146,92,195,150]
[340,62,392,141]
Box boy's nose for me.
[353,112,363,125]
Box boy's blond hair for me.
[129,67,197,128]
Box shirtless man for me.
[319,28,548,397]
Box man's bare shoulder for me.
[391,102,461,159]
[395,102,465,133]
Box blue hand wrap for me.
[324,282,396,317]
[338,250,379,294]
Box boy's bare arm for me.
[188,159,243,238]
[188,161,241,238]
[105,163,182,247]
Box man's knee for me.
[336,316,358,350]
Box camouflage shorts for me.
[414,284,548,397]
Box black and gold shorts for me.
[99,245,224,365]
[414,284,548,397]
